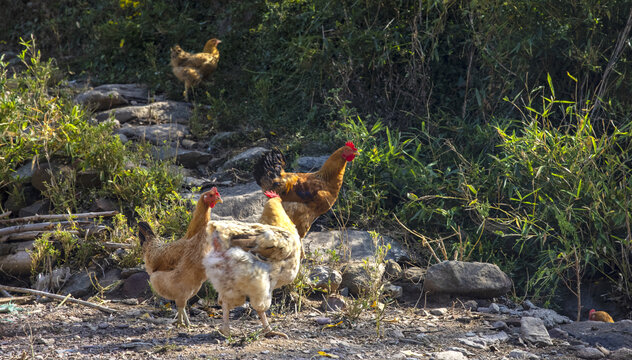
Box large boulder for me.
[561,320,632,350]
[211,181,267,223]
[303,230,409,264]
[424,260,512,298]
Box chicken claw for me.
[258,310,289,339]
[263,329,289,339]
[175,307,191,327]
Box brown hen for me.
[253,141,358,238]
[139,188,222,327]
[170,38,221,101]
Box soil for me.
[0,295,579,359]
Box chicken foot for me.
[175,306,191,327]
[258,310,289,339]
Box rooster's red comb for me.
[345,141,357,151]
[264,191,280,199]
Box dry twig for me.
[0,285,117,314]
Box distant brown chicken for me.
[588,309,614,323]
[170,38,221,101]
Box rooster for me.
[170,38,221,101]
[253,141,359,238]
[203,191,301,338]
[138,188,222,327]
[588,309,614,323]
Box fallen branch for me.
[0,295,34,304]
[0,211,11,219]
[1,226,108,242]
[0,211,118,226]
[0,221,92,241]
[0,285,117,314]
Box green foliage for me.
[4,0,632,306]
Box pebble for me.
[314,317,332,325]
[432,350,467,360]
[523,300,537,309]
[98,322,109,329]
[492,321,509,330]
[462,300,478,310]
[610,348,632,360]
[576,347,605,359]
[430,308,447,316]
[547,327,568,339]
[508,349,539,359]
[390,329,405,339]
[489,303,500,313]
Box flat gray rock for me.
[75,89,128,111]
[92,84,162,103]
[303,230,408,263]
[561,320,632,350]
[211,181,267,223]
[94,100,192,124]
[520,317,552,345]
[424,260,512,298]
[296,155,329,172]
[432,350,468,360]
[116,123,189,145]
[153,146,212,168]
[522,308,572,328]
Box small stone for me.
[491,321,509,330]
[382,284,403,299]
[430,308,447,316]
[508,349,539,359]
[121,298,139,305]
[390,329,405,339]
[490,303,500,313]
[610,348,632,360]
[547,327,568,339]
[402,267,425,283]
[462,300,478,311]
[523,300,537,309]
[309,265,343,292]
[576,347,605,359]
[261,350,270,355]
[314,317,332,325]
[322,296,346,312]
[98,322,109,329]
[432,350,468,360]
[384,260,403,280]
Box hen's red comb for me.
[264,191,280,199]
[345,141,357,151]
[209,187,219,195]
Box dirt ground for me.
[0,293,582,360]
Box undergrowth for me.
[3,0,632,310]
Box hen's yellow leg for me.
[258,310,288,339]
[219,303,231,337]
